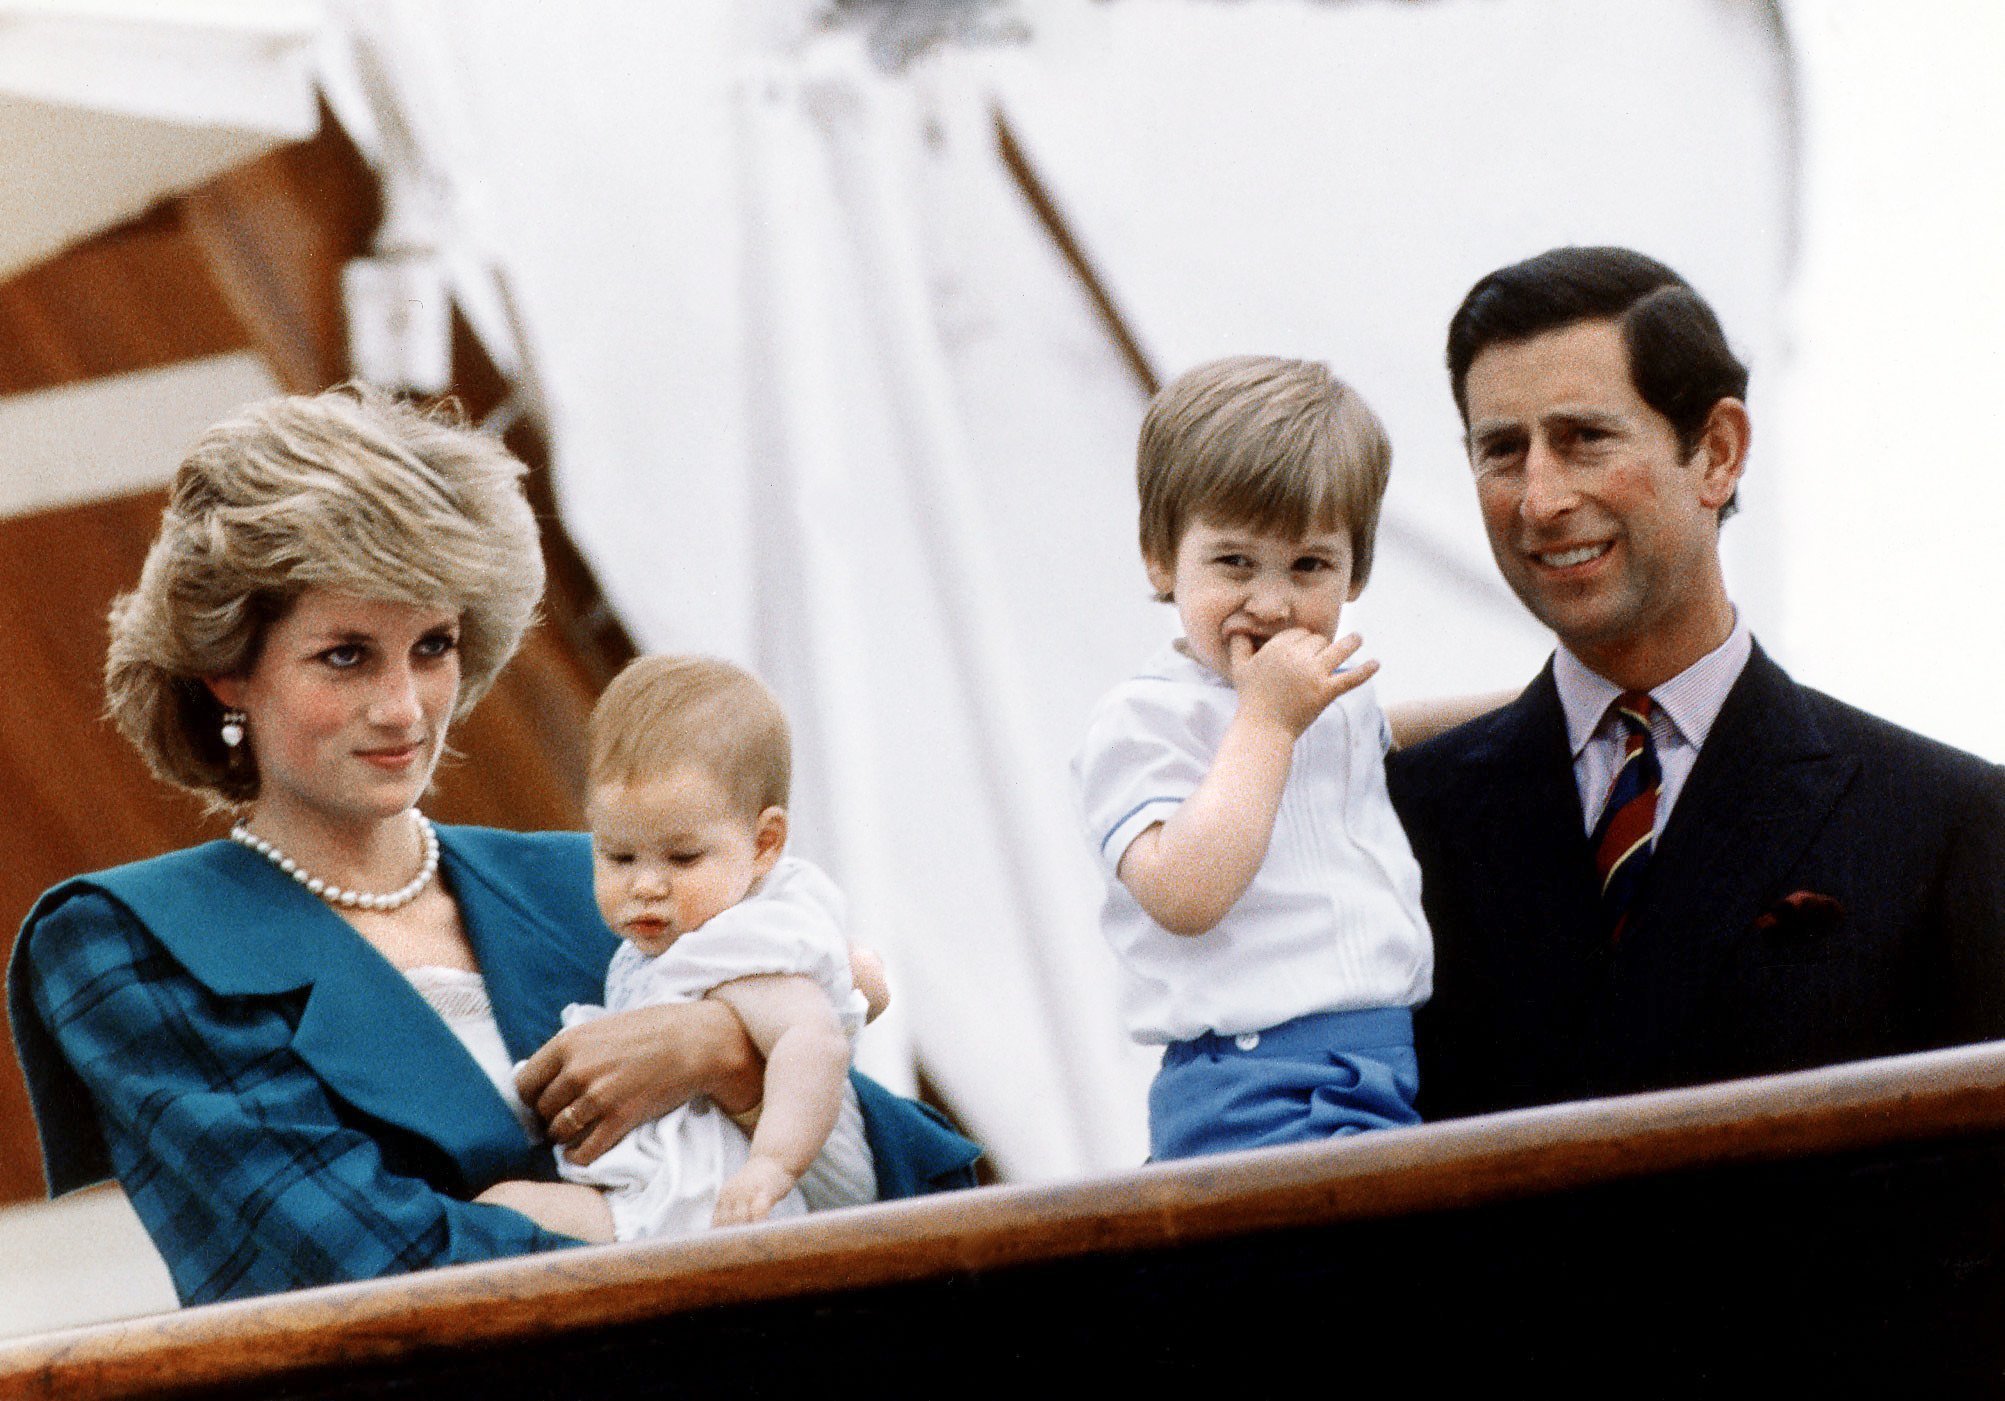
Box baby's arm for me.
[1119,630,1375,936]
[850,946,890,1023]
[704,973,850,1225]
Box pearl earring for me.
[220,710,247,748]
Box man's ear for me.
[206,675,245,709]
[1692,397,1751,512]
[752,807,788,876]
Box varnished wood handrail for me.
[7,1038,2005,1397]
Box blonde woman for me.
[8,385,977,1305]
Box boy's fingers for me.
[1325,656,1380,698]
[1227,634,1256,672]
[1319,632,1366,667]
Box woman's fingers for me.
[563,1113,632,1168]
[514,1038,560,1107]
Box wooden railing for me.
[6,1040,2005,1396]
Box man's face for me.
[1462,318,1742,684]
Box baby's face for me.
[588,765,774,956]
[1146,515,1360,681]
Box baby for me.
[1074,355,1433,1161]
[555,654,877,1236]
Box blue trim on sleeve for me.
[1100,797,1182,857]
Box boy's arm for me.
[1118,630,1374,936]
[704,973,850,1225]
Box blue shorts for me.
[1148,1005,1420,1161]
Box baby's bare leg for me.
[475,1180,617,1244]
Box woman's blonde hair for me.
[105,382,545,805]
[588,655,791,819]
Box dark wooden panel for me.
[0,491,228,1197]
[3,1040,2003,1395]
[0,208,253,394]
[177,102,381,396]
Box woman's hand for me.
[515,1000,762,1166]
[474,1180,616,1244]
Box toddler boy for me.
[1073,355,1432,1160]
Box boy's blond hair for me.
[1136,355,1391,592]
[588,654,791,818]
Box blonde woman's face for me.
[210,588,461,833]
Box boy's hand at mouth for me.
[1227,629,1376,738]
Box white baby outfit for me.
[555,857,876,1240]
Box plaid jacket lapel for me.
[85,841,539,1192]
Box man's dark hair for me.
[1446,247,1749,517]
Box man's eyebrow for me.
[1466,418,1523,445]
[1547,406,1625,428]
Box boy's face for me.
[1146,516,1361,681]
[587,765,785,957]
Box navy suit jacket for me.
[10,826,978,1304]
[1388,642,2005,1120]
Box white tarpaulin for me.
[325,0,1796,1177]
[0,0,320,280]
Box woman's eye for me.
[415,632,460,660]
[320,644,365,670]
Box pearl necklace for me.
[229,811,441,912]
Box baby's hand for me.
[1227,630,1376,737]
[713,1156,800,1227]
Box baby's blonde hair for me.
[105,382,543,805]
[588,655,791,819]
[1137,355,1391,593]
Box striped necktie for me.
[1590,690,1661,943]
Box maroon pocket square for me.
[1753,890,1846,938]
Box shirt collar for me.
[1553,609,1753,758]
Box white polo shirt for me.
[1073,642,1432,1045]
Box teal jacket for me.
[10,826,979,1303]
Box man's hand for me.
[1227,629,1375,737]
[516,1000,762,1167]
[712,1156,800,1227]
[474,1180,616,1244]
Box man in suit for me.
[1389,245,2005,1118]
[1384,247,2005,1374]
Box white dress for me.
[554,857,877,1240]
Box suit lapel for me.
[91,840,537,1192]
[1627,644,1858,952]
[1461,664,1605,949]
